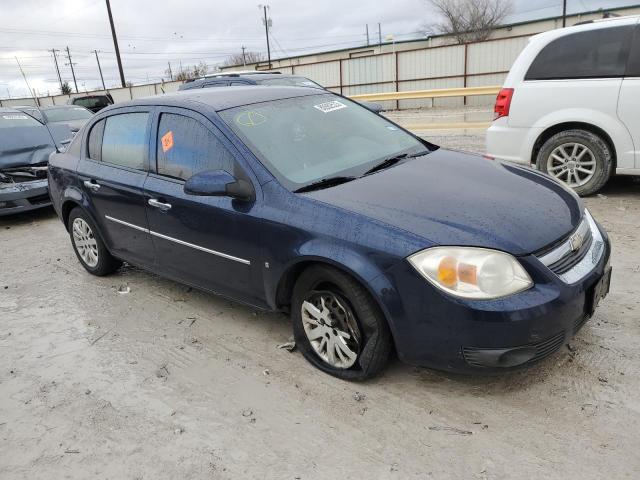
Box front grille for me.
[462,331,565,368]
[547,228,593,274]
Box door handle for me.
[148,198,172,211]
[83,180,101,191]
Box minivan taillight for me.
[494,88,514,120]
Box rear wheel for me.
[536,129,612,196]
[291,265,392,380]
[68,207,122,276]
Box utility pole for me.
[50,49,63,91]
[105,0,126,87]
[378,23,382,46]
[241,46,247,66]
[167,61,173,80]
[64,46,79,93]
[562,0,567,27]
[260,5,271,69]
[94,50,106,90]
[366,24,370,46]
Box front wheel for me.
[291,265,392,380]
[536,129,613,196]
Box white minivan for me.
[486,16,639,195]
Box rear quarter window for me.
[526,25,634,80]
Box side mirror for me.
[184,169,255,202]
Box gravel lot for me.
[1,121,639,479]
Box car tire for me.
[291,265,392,380]
[68,207,122,276]
[536,129,613,196]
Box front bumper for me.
[0,178,51,216]
[380,221,611,374]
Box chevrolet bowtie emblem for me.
[569,232,584,252]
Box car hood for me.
[306,149,583,256]
[0,124,72,169]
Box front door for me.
[143,108,266,306]
[76,109,155,267]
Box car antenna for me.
[14,56,61,153]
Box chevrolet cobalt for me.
[48,87,611,379]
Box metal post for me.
[242,46,247,66]
[263,6,271,69]
[366,24,370,46]
[378,23,382,47]
[562,0,567,27]
[65,46,79,93]
[105,0,126,87]
[167,61,173,81]
[51,49,63,91]
[94,50,106,90]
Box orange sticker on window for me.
[161,131,174,152]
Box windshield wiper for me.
[363,150,431,176]
[294,176,357,193]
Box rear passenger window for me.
[87,119,105,160]
[156,113,234,181]
[526,26,634,80]
[627,27,640,77]
[101,113,149,170]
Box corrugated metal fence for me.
[0,34,533,110]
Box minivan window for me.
[627,26,640,77]
[525,26,634,80]
[101,112,149,170]
[156,113,234,181]
[87,119,105,161]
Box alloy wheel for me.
[301,290,361,369]
[546,142,596,188]
[72,218,99,268]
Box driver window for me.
[156,113,234,181]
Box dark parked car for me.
[47,87,611,379]
[1,108,71,215]
[16,105,93,134]
[180,72,384,114]
[68,94,114,113]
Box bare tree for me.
[60,81,72,95]
[426,0,512,44]
[169,61,212,81]
[222,51,265,67]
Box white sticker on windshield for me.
[313,101,347,113]
[2,114,29,120]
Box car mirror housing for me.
[184,169,255,202]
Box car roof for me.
[41,105,87,110]
[105,85,327,113]
[0,107,23,114]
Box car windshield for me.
[256,76,323,88]
[0,113,43,128]
[219,93,428,190]
[44,107,92,122]
[74,97,110,108]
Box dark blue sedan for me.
[47,86,611,379]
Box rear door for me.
[618,23,640,169]
[76,108,156,267]
[143,107,266,306]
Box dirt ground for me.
[1,126,640,479]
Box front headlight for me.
[407,247,533,299]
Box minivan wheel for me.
[291,265,392,380]
[536,129,612,196]
[68,207,122,276]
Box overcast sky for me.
[0,0,637,99]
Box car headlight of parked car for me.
[408,247,533,299]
